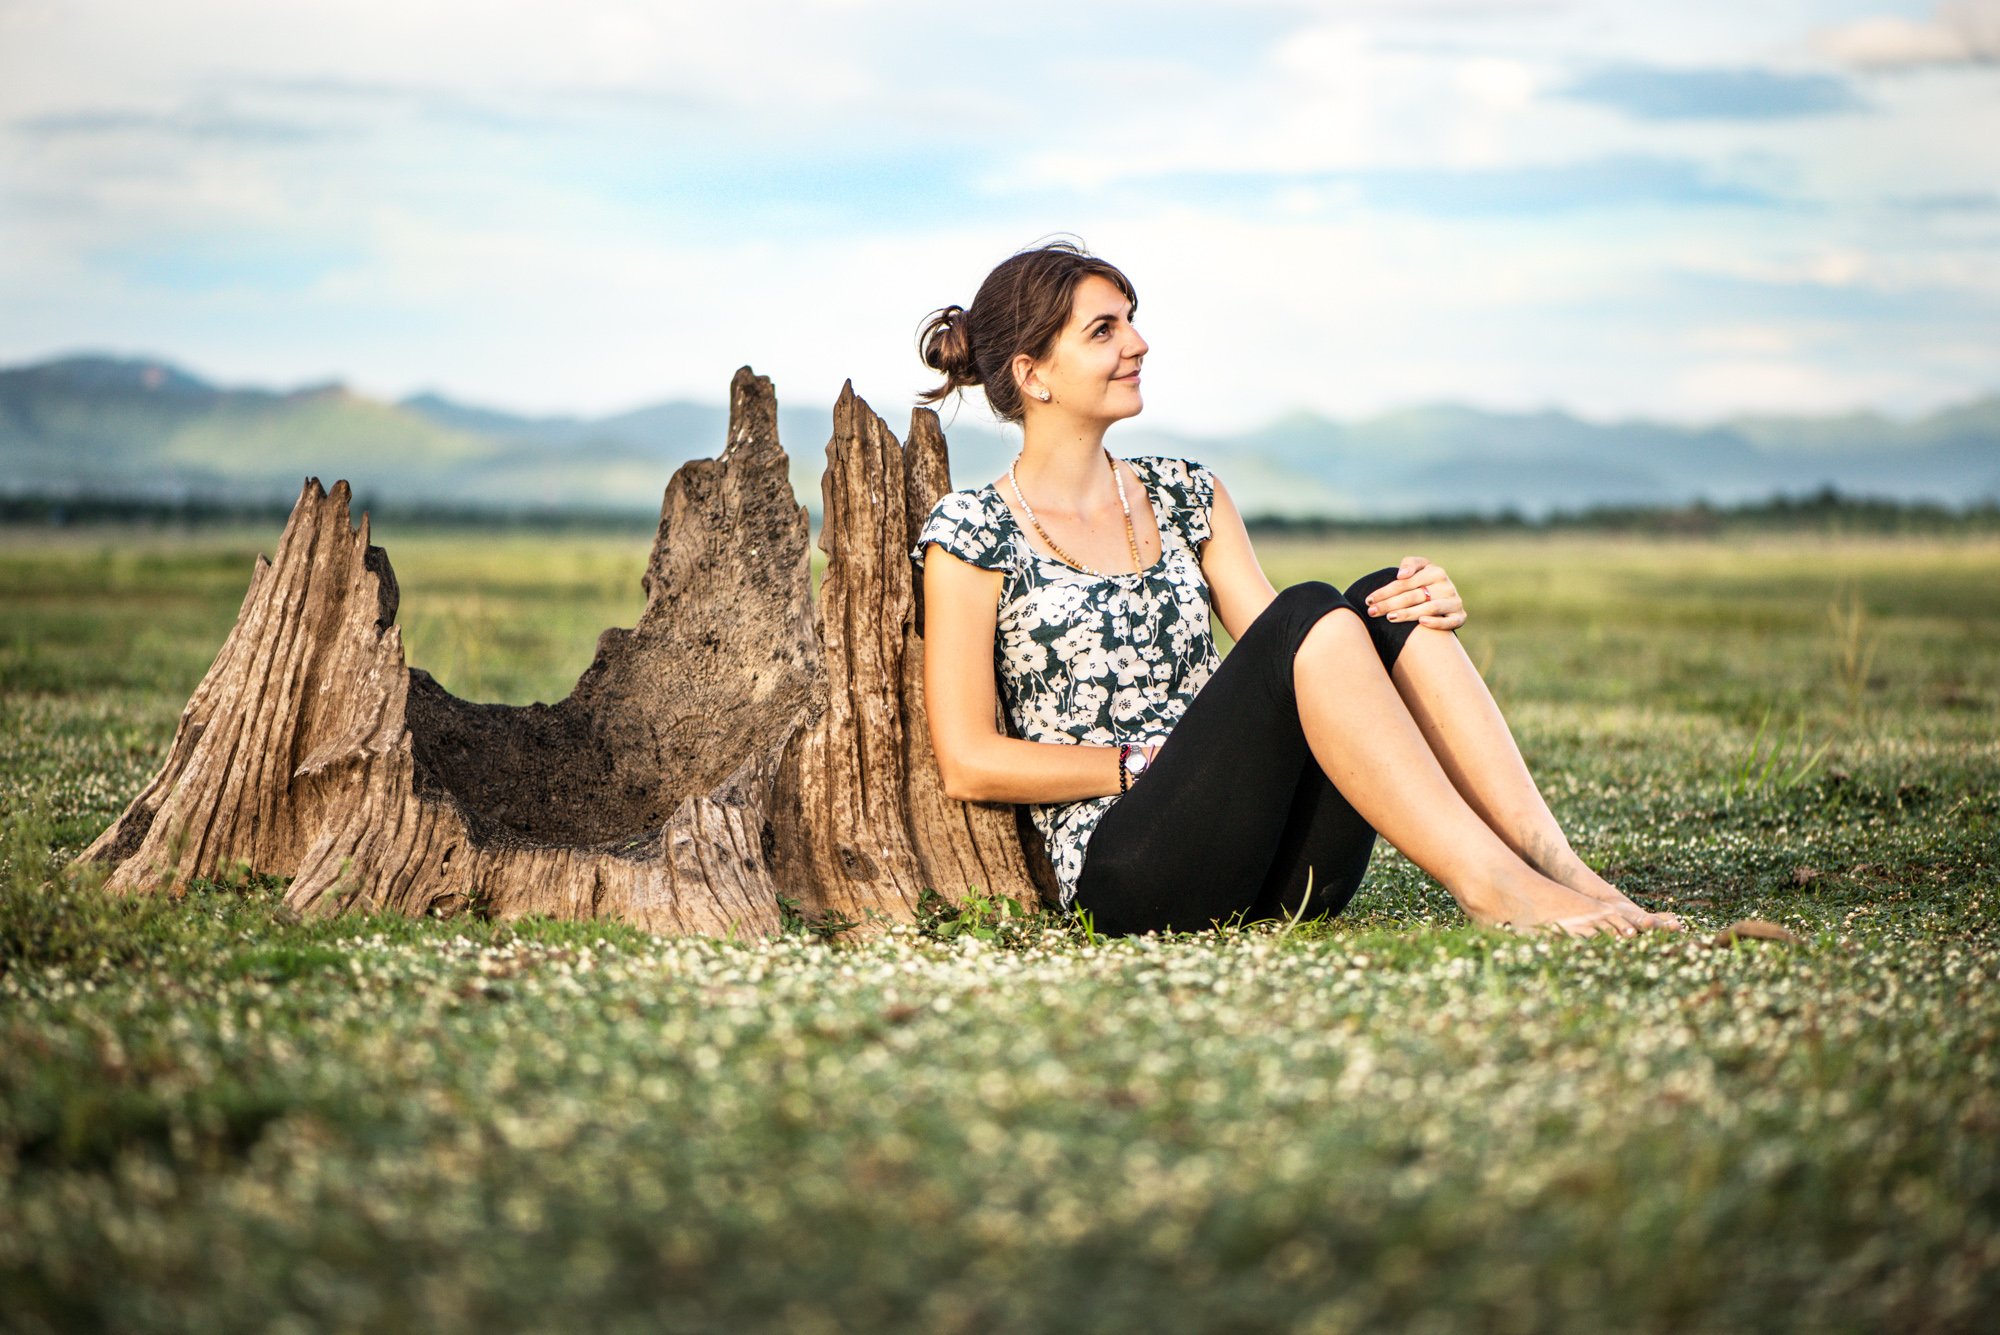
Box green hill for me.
[2,353,1994,518]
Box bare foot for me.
[1470,872,1680,937]
[1536,908,1643,938]
[1540,854,1685,933]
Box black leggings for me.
[1071,571,1423,937]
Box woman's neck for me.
[1012,416,1116,519]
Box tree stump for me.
[77,367,1052,935]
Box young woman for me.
[911,240,1683,940]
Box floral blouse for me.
[910,456,1222,909]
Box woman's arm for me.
[922,546,1129,805]
[1201,469,1470,635]
[1200,473,1279,642]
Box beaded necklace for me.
[1000,447,1168,783]
[1007,449,1146,577]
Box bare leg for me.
[1388,628,1682,929]
[1294,609,1647,937]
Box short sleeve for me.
[911,489,1013,573]
[1138,457,1216,551]
[1182,459,1217,549]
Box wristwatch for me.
[1119,742,1154,794]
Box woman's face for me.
[1018,273,1148,424]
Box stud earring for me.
[1035,388,1052,402]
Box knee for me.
[1342,566,1420,670]
[1256,579,1368,647]
[1262,580,1357,638]
[1254,579,1367,658]
[1341,566,1401,608]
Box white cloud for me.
[1814,0,2000,69]
[1456,56,1540,111]
[1685,324,1802,356]
[1675,240,2000,297]
[1,0,1995,428]
[0,1,894,124]
[1673,358,1914,416]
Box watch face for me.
[1124,750,1147,774]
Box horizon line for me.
[5,346,1996,436]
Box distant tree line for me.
[1242,486,2000,538]
[0,492,657,533]
[2,484,1995,536]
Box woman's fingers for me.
[1370,573,1460,622]
[1364,563,1438,609]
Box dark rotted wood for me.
[78,367,1055,935]
[81,368,820,935]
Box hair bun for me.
[919,303,979,384]
[915,240,1135,422]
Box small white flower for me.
[1001,626,1048,674]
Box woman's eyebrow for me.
[1081,311,1124,330]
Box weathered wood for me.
[80,479,405,885]
[82,367,822,935]
[771,389,1054,928]
[78,366,1057,935]
[768,381,929,926]
[898,407,1056,909]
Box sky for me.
[1,0,1996,435]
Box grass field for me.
[3,523,1997,1332]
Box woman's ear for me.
[1011,352,1038,403]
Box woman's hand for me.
[1363,555,1466,631]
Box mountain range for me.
[2,354,1994,519]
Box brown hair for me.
[916,238,1138,423]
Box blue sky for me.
[1,0,1995,433]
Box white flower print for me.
[1001,624,1048,675]
[1108,643,1148,686]
[1038,582,1089,620]
[1064,632,1123,683]
[912,458,1222,908]
[1110,687,1147,724]
[1031,705,1071,741]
